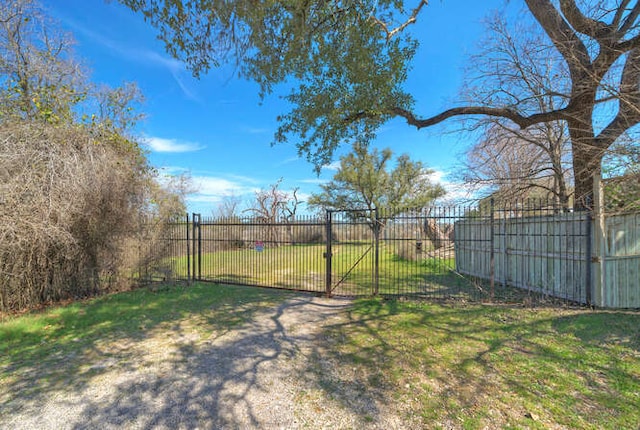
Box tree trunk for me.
[424,219,448,250]
[571,139,603,211]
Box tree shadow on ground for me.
[66,294,393,429]
[5,289,638,429]
[0,284,289,424]
[315,299,640,428]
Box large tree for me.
[308,142,445,216]
[118,0,640,208]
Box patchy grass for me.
[0,283,293,399]
[318,299,640,429]
[3,286,637,429]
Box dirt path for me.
[2,295,407,429]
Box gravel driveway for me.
[1,295,408,429]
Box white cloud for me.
[323,161,341,171]
[428,169,447,183]
[143,136,205,153]
[299,178,328,185]
[184,174,261,210]
[274,156,303,168]
[194,177,256,197]
[157,165,190,175]
[243,126,271,135]
[65,18,201,101]
[428,169,476,203]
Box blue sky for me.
[44,0,510,215]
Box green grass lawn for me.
[325,299,640,429]
[167,243,482,299]
[1,284,638,428]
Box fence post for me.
[192,213,200,282]
[592,173,606,307]
[585,208,593,306]
[186,213,191,283]
[325,210,333,297]
[197,214,202,281]
[373,208,379,296]
[490,198,495,300]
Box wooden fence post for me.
[490,198,495,300]
[592,173,606,307]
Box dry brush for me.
[0,121,177,311]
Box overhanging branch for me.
[388,106,569,130]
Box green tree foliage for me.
[118,0,421,169]
[119,0,640,208]
[308,142,445,216]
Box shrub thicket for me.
[0,0,188,311]
[0,122,180,311]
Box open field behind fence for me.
[134,204,627,305]
[169,243,470,298]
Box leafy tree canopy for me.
[308,142,445,215]
[118,0,640,207]
[117,0,422,169]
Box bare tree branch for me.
[559,0,611,39]
[369,0,428,41]
[618,1,640,34]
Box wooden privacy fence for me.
[455,204,640,308]
[593,212,640,308]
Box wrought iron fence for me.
[136,202,611,305]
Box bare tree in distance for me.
[0,0,86,123]
[214,194,244,220]
[244,179,301,246]
[459,122,574,205]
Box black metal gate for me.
[324,210,379,296]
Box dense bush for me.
[0,122,179,311]
[0,0,189,311]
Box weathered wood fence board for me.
[455,212,590,304]
[597,213,640,308]
[455,211,640,308]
